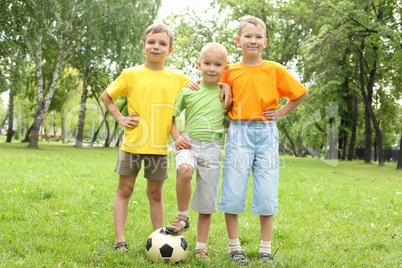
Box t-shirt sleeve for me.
[106,71,130,99]
[277,65,307,100]
[173,88,187,117]
[220,70,228,84]
[179,73,192,89]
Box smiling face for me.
[142,31,173,65]
[197,44,228,87]
[235,22,267,59]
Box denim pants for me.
[218,120,279,215]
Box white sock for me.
[178,210,189,228]
[260,240,271,254]
[195,242,206,250]
[229,238,241,252]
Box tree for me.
[0,0,30,142]
[398,133,402,170]
[298,0,401,165]
[3,0,84,148]
[72,0,162,147]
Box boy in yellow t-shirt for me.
[101,23,231,252]
[218,16,308,264]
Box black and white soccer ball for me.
[145,227,188,263]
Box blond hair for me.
[143,23,174,48]
[199,42,228,61]
[238,16,267,37]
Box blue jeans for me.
[219,120,279,215]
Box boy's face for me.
[197,50,228,87]
[236,23,267,58]
[142,31,173,64]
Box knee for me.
[177,164,193,178]
[147,187,163,202]
[117,184,134,198]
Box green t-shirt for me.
[173,84,226,141]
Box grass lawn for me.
[0,141,401,267]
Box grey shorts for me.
[175,134,222,214]
[114,150,168,181]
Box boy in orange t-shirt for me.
[218,16,308,264]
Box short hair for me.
[199,42,228,62]
[143,23,174,48]
[238,16,267,37]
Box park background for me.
[0,0,401,266]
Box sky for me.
[158,0,213,18]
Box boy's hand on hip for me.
[263,109,285,120]
[175,136,191,150]
[119,113,139,128]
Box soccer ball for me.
[145,227,188,263]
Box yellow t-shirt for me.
[107,65,191,154]
[221,61,308,121]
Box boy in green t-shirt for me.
[101,24,231,253]
[166,43,229,261]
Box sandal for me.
[166,215,189,235]
[259,252,274,263]
[228,250,248,265]
[112,241,128,252]
[194,248,210,262]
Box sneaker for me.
[112,241,128,252]
[259,252,274,263]
[166,215,189,235]
[194,248,210,262]
[228,250,248,266]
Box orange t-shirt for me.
[221,61,308,121]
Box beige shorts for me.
[175,134,222,214]
[114,150,168,181]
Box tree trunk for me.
[91,111,107,146]
[29,3,75,148]
[116,130,124,148]
[61,110,66,144]
[359,37,372,163]
[104,115,110,147]
[0,111,9,134]
[109,101,127,147]
[21,122,28,138]
[326,117,337,160]
[359,37,384,166]
[282,126,298,156]
[341,133,348,160]
[348,87,358,161]
[23,124,33,142]
[6,90,14,143]
[397,133,402,170]
[29,33,65,147]
[90,95,107,146]
[74,76,89,148]
[44,125,48,142]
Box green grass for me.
[0,141,401,267]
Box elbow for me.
[101,90,109,102]
[301,91,308,101]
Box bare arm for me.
[101,90,139,128]
[263,91,308,120]
[218,83,233,109]
[170,117,191,150]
